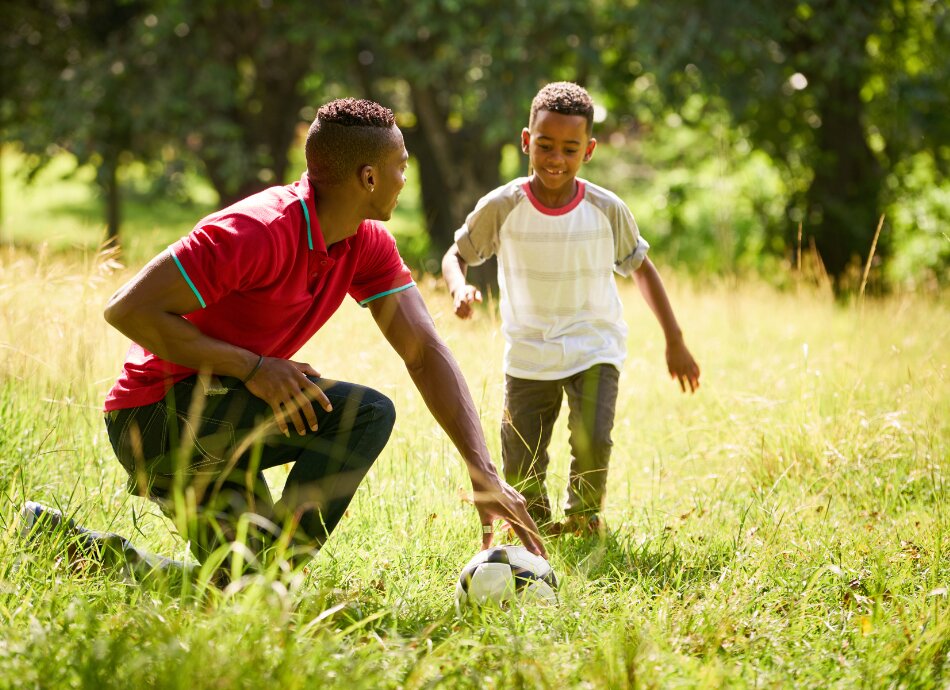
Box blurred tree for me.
[337,0,600,254]
[609,0,949,287]
[1,0,343,237]
[2,0,155,241]
[142,0,333,205]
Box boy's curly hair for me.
[306,98,398,184]
[529,82,595,135]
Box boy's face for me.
[522,110,596,196]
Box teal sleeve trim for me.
[358,281,416,307]
[295,190,313,250]
[170,249,207,309]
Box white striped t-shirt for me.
[454,177,649,380]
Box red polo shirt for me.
[104,172,415,411]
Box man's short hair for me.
[305,98,398,185]
[529,82,595,135]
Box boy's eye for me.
[565,149,578,155]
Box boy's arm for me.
[632,257,701,393]
[442,244,482,319]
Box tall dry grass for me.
[0,246,947,688]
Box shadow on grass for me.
[550,528,734,594]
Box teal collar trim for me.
[295,189,313,250]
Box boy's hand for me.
[452,285,482,319]
[666,339,700,393]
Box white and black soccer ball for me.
[454,544,558,613]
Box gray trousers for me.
[501,364,620,523]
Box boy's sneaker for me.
[20,501,77,539]
[555,513,606,537]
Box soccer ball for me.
[454,544,558,613]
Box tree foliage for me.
[3,0,947,288]
[136,0,336,204]
[337,0,601,249]
[2,0,160,239]
[617,0,949,284]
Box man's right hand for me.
[244,357,333,436]
[452,285,482,320]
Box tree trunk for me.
[190,6,313,206]
[406,83,503,288]
[807,75,883,287]
[0,144,4,245]
[101,150,121,243]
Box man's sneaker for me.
[20,501,76,539]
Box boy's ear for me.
[583,138,597,162]
[521,128,531,153]
[360,164,376,192]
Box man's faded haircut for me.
[305,98,398,185]
[529,82,595,135]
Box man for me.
[24,98,544,581]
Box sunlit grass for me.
[0,246,947,688]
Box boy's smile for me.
[522,110,596,209]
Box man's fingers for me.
[293,389,319,431]
[481,523,493,550]
[296,363,331,410]
[270,402,289,436]
[471,481,547,558]
[297,362,321,378]
[285,400,309,435]
[512,521,546,559]
[505,509,546,558]
[302,377,333,412]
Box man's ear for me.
[521,128,531,154]
[360,164,376,192]
[583,138,597,162]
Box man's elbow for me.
[103,291,133,330]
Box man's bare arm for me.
[369,287,545,556]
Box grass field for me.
[0,243,948,688]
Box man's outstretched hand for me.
[472,474,547,559]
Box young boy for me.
[442,82,700,535]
